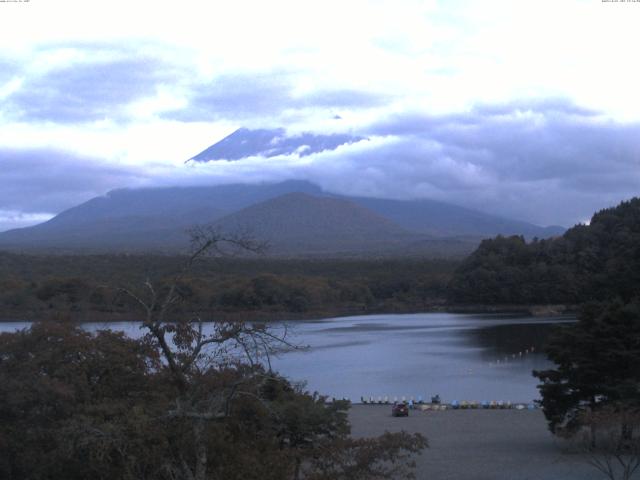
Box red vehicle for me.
[392,402,409,417]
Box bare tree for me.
[574,406,640,480]
[115,226,427,480]
[119,227,296,480]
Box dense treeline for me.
[448,198,640,305]
[0,254,457,320]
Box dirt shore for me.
[349,405,605,480]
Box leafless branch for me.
[114,226,294,480]
[574,406,640,480]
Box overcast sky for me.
[1,0,639,231]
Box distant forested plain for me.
[0,254,457,321]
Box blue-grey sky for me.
[0,0,639,231]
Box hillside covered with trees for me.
[448,198,640,305]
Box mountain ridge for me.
[212,192,415,255]
[0,180,565,256]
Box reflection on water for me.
[270,313,574,403]
[465,322,553,360]
[0,313,573,403]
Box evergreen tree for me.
[534,299,640,434]
[449,197,640,305]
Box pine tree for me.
[534,299,640,435]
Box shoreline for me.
[0,303,576,323]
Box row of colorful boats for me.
[419,400,537,410]
[358,396,537,410]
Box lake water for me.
[0,312,572,403]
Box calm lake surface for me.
[0,313,572,403]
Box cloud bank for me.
[4,99,636,231]
[0,147,145,227]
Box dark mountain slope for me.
[0,180,563,255]
[212,192,417,255]
[0,181,321,251]
[40,180,321,228]
[339,195,565,238]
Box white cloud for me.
[0,210,54,232]
[2,0,639,121]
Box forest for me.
[448,198,640,305]
[0,253,457,321]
